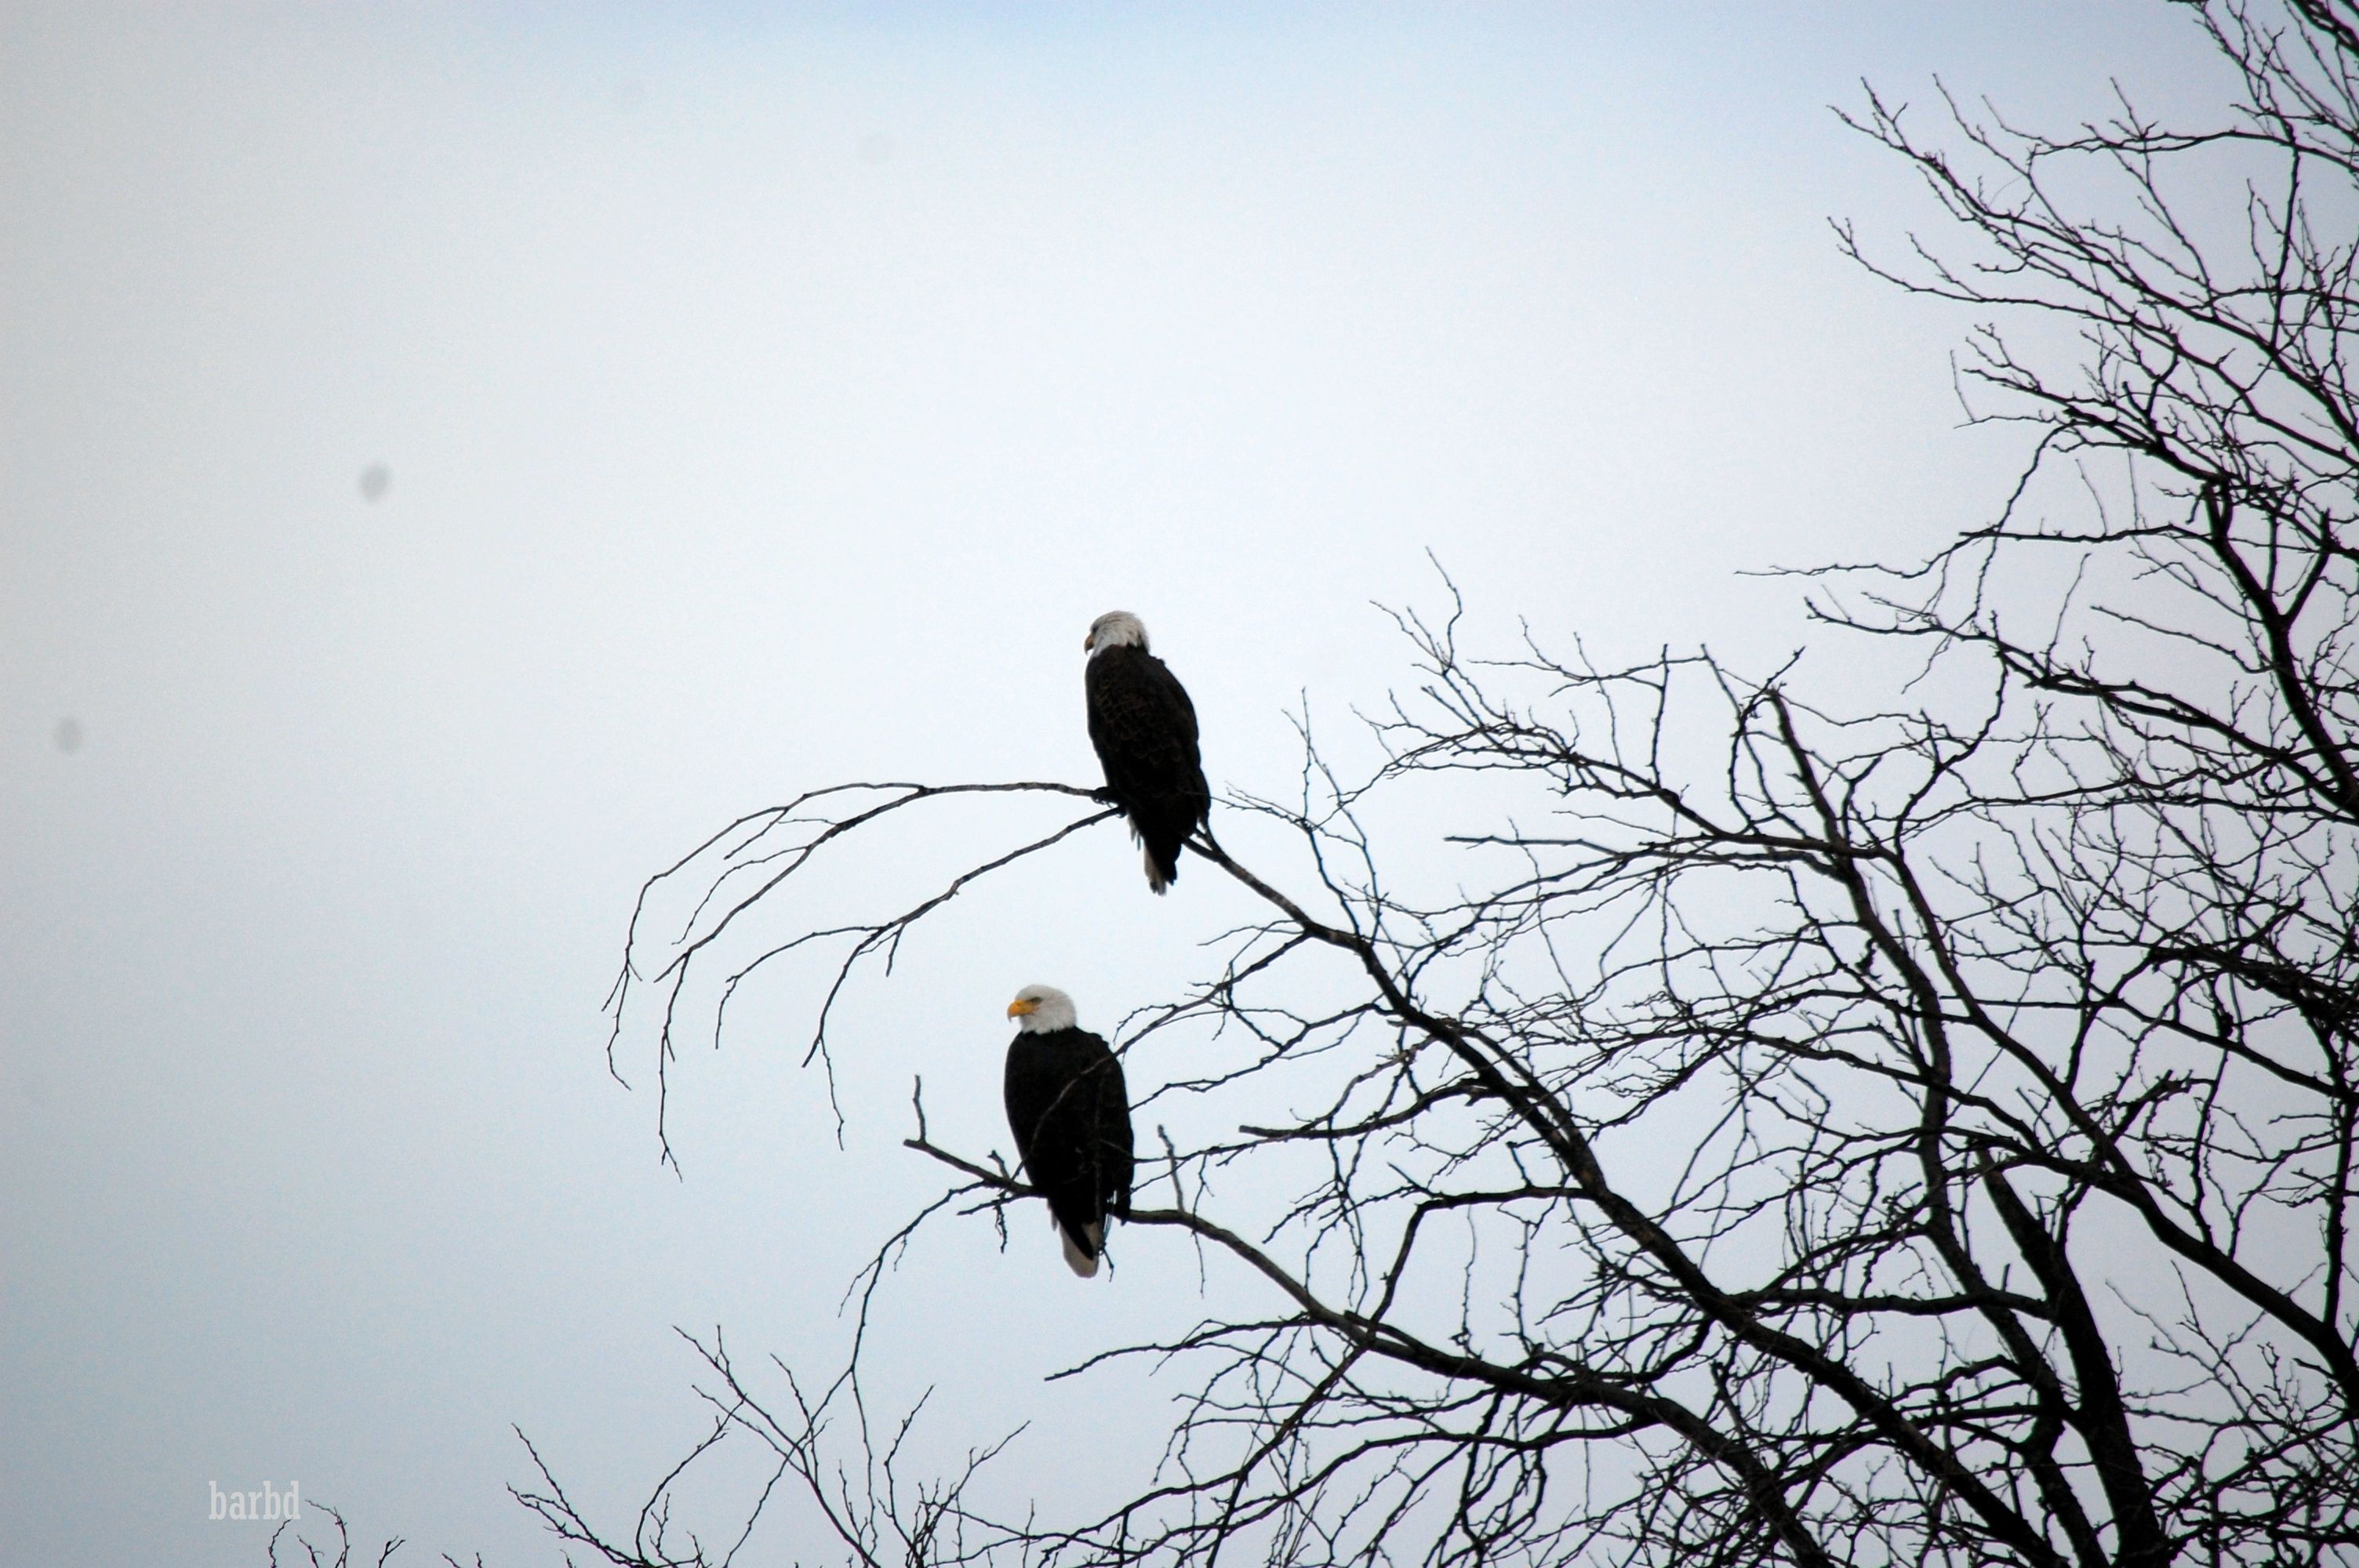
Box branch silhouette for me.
[540,6,2359,1564]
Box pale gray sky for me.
[2,4,2219,1563]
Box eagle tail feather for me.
[1060,1221,1103,1278]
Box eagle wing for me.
[1085,652,1199,801]
[1096,1048,1135,1218]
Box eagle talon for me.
[1090,787,1122,806]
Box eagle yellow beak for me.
[1007,996,1041,1018]
[1082,632,1095,652]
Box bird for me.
[1003,984,1135,1278]
[1084,611,1210,894]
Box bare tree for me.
[267,1502,485,1568]
[537,4,2359,1564]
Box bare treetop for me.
[547,6,2359,1565]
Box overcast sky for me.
[2,4,2223,1563]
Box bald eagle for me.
[1004,985,1134,1277]
[1085,611,1209,894]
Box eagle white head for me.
[1084,612,1148,655]
[1005,984,1079,1033]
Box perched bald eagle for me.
[1003,984,1134,1278]
[1085,611,1210,894]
